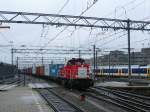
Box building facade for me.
[86,48,150,66]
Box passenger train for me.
[93,65,150,77]
[21,58,94,89]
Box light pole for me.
[95,48,101,72]
[103,50,111,75]
[108,53,110,76]
[93,46,101,79]
[122,48,134,78]
[93,45,96,80]
[9,41,14,65]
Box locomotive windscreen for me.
[67,58,85,65]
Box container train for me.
[94,65,150,77]
[21,58,94,89]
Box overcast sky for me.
[0,0,149,64]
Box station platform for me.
[0,86,53,112]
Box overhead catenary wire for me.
[72,0,143,50]
[97,32,127,48]
[34,0,71,59]
[56,0,71,15]
[85,0,146,50]
[113,31,150,48]
[41,0,99,49]
[94,18,149,47]
[37,0,71,46]
[105,0,143,18]
[43,0,99,56]
[60,0,146,53]
[36,14,149,49]
[77,30,125,50]
[118,0,146,19]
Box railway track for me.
[86,87,150,112]
[0,76,15,84]
[95,86,150,103]
[37,88,85,112]
[97,86,150,104]
[0,78,24,91]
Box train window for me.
[67,58,85,66]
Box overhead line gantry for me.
[0,11,150,30]
[12,48,93,65]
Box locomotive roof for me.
[68,58,85,62]
[67,58,85,65]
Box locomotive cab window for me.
[67,58,85,66]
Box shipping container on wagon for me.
[49,64,64,77]
[44,64,50,76]
[36,66,44,76]
[49,64,58,77]
[58,64,64,70]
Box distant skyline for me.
[0,0,149,64]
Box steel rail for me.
[37,88,85,112]
[0,78,24,91]
[95,86,150,100]
[88,87,149,112]
[86,92,139,112]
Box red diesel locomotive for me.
[59,58,93,89]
